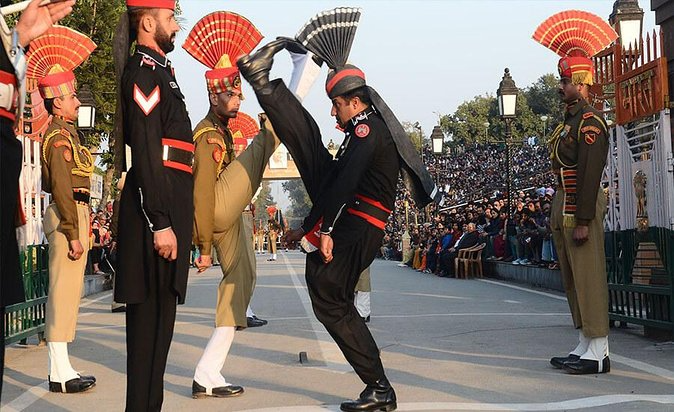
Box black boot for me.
[237,39,287,92]
[340,378,397,412]
[550,354,579,369]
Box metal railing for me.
[3,245,49,345]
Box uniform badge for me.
[233,75,241,88]
[141,56,156,69]
[213,147,223,163]
[584,133,597,145]
[583,112,594,120]
[355,124,370,139]
[63,149,72,162]
[134,84,161,116]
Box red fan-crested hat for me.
[26,26,96,100]
[228,111,259,155]
[533,10,617,85]
[183,11,263,95]
[126,0,175,10]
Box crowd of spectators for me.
[88,202,115,276]
[382,141,559,275]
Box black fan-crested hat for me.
[295,7,365,98]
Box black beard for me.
[155,29,175,54]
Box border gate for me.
[595,30,674,336]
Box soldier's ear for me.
[209,92,219,107]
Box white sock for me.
[194,326,235,390]
[581,336,609,362]
[272,253,277,260]
[355,292,371,318]
[48,342,79,384]
[570,330,591,356]
[246,305,254,318]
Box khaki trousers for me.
[268,232,277,254]
[551,189,609,337]
[212,129,277,327]
[44,203,90,342]
[355,267,371,292]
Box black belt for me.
[164,146,194,166]
[347,194,391,230]
[73,190,90,204]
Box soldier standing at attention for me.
[533,10,616,375]
[27,25,97,394]
[114,1,194,410]
[0,0,75,399]
[183,11,278,399]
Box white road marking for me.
[280,253,352,373]
[503,300,521,304]
[238,395,674,411]
[477,279,567,301]
[611,354,674,382]
[1,381,48,412]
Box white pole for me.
[1,0,53,16]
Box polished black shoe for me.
[247,315,268,328]
[562,357,611,374]
[550,354,580,369]
[362,315,370,323]
[48,377,96,393]
[237,39,287,92]
[192,380,244,398]
[340,378,397,412]
[77,373,96,383]
[111,306,126,313]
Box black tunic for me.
[115,46,194,305]
[0,44,25,309]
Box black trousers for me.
[1,307,5,400]
[257,79,387,385]
[125,260,177,412]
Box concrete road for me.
[3,251,674,411]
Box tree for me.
[524,73,564,125]
[59,1,126,207]
[401,121,425,153]
[282,179,311,221]
[440,94,494,145]
[254,181,275,218]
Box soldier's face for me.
[55,93,80,122]
[153,9,179,53]
[558,78,583,104]
[212,90,241,119]
[330,96,359,128]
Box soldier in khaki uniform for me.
[26,26,97,393]
[533,10,616,375]
[267,217,280,261]
[183,11,279,398]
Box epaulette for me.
[140,56,157,70]
[193,126,220,142]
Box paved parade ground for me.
[2,251,674,411]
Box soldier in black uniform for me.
[114,1,193,410]
[238,38,438,412]
[0,0,74,399]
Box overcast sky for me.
[168,0,658,208]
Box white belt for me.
[0,81,15,111]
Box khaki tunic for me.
[548,99,609,337]
[192,111,279,327]
[355,267,371,292]
[41,117,93,342]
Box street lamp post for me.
[497,68,518,217]
[483,121,489,142]
[609,0,644,51]
[540,115,548,142]
[413,121,423,164]
[77,84,96,131]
